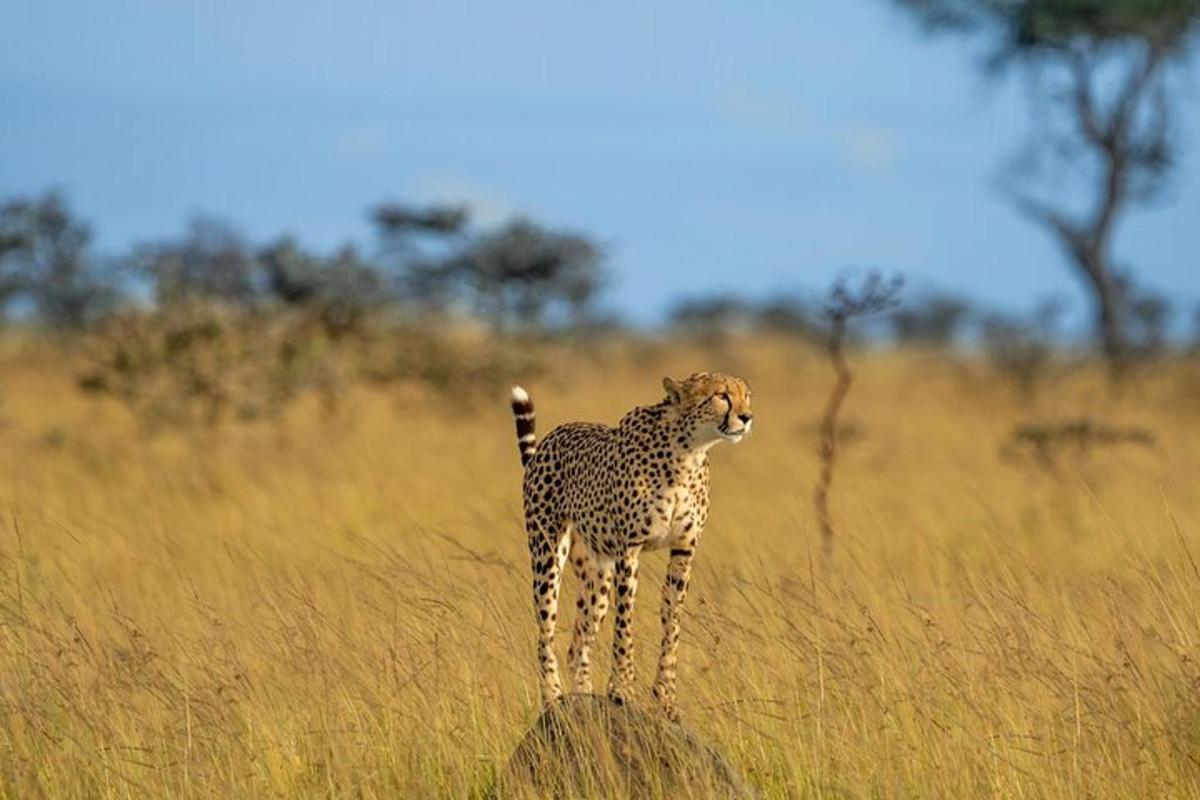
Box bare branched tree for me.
[814,272,903,554]
[893,0,1200,379]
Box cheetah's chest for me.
[638,486,686,549]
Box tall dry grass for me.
[0,338,1197,798]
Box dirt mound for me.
[493,694,758,798]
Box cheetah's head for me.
[662,372,753,448]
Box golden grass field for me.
[1,338,1198,798]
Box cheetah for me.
[509,372,753,721]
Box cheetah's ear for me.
[663,376,684,405]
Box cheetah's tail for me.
[510,386,537,467]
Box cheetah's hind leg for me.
[566,535,613,694]
[528,517,571,705]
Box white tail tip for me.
[511,386,529,403]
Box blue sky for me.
[2,1,1196,325]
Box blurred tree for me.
[890,292,972,347]
[429,218,607,333]
[755,295,821,339]
[1112,276,1173,358]
[133,217,260,306]
[372,203,469,238]
[667,294,755,338]
[978,296,1065,401]
[0,221,26,320]
[669,293,822,341]
[814,272,903,555]
[0,191,117,329]
[372,204,607,332]
[893,0,1200,376]
[371,202,469,310]
[259,238,386,338]
[259,236,327,306]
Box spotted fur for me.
[509,372,753,721]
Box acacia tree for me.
[373,204,607,334]
[258,238,386,338]
[894,0,1200,376]
[371,202,470,311]
[132,217,261,307]
[441,218,606,333]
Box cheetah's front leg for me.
[652,546,694,722]
[606,548,641,705]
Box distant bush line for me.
[1,189,1197,426]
